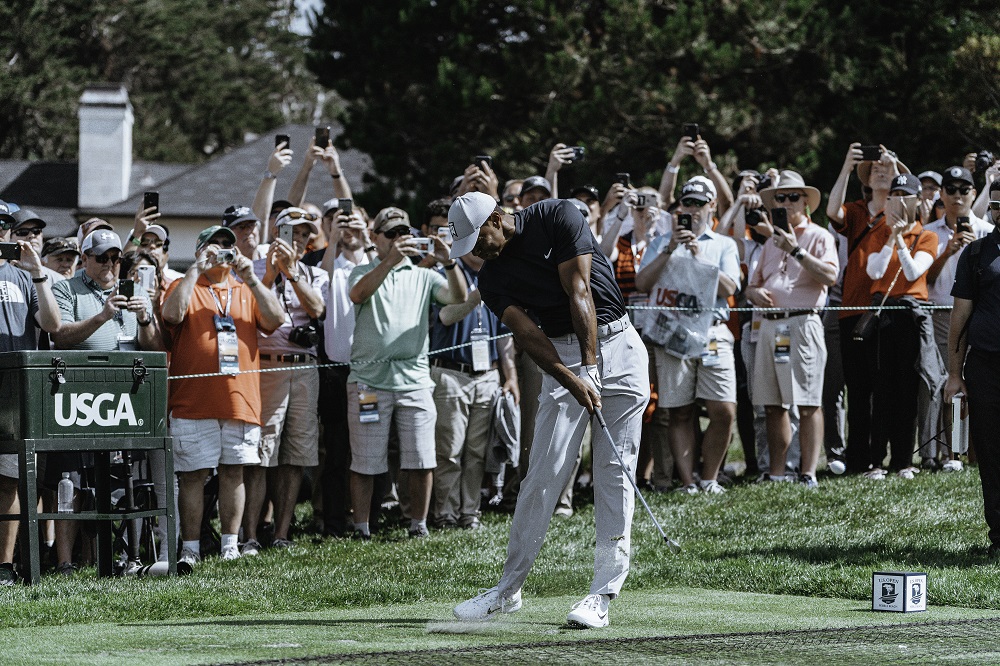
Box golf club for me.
[595,407,681,553]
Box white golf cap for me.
[448,192,497,258]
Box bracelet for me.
[31,275,48,284]
[666,164,680,174]
[331,173,341,179]
[131,237,141,247]
[137,318,152,327]
[791,246,804,260]
[443,261,457,270]
[364,245,377,253]
[246,278,259,288]
[263,170,277,180]
[704,162,718,173]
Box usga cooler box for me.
[0,351,174,584]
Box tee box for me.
[872,572,927,612]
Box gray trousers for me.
[497,321,649,598]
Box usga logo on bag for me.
[54,393,142,427]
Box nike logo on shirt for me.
[544,248,552,259]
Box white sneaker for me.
[676,483,699,495]
[179,546,200,567]
[698,479,726,494]
[567,593,610,629]
[897,467,919,480]
[453,586,522,621]
[828,460,846,475]
[863,468,886,481]
[942,459,964,472]
[241,539,262,557]
[221,545,241,561]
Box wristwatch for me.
[791,246,805,260]
[263,170,277,180]
[288,273,300,283]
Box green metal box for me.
[0,351,168,440]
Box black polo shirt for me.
[478,199,627,337]
[952,229,1000,353]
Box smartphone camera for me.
[275,134,290,149]
[860,145,883,161]
[0,242,21,261]
[682,123,699,140]
[279,225,295,246]
[474,155,492,169]
[570,146,585,161]
[412,237,434,252]
[616,173,631,187]
[143,191,159,214]
[678,213,693,231]
[957,216,971,234]
[437,227,453,244]
[118,279,135,299]
[770,207,790,232]
[315,126,331,148]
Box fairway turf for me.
[2,468,1000,663]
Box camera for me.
[289,321,321,348]
[678,213,693,231]
[635,194,648,208]
[0,243,20,260]
[216,249,236,264]
[569,146,585,161]
[616,172,631,187]
[745,208,765,226]
[860,145,882,161]
[976,150,995,173]
[412,237,434,252]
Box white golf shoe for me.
[453,586,522,621]
[567,593,610,629]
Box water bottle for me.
[57,473,74,513]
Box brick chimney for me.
[77,84,133,209]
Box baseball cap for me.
[322,198,351,216]
[0,200,19,227]
[567,197,591,220]
[917,170,943,186]
[449,175,464,197]
[270,199,294,215]
[679,178,715,204]
[77,218,114,246]
[41,238,80,258]
[142,224,168,242]
[196,225,237,250]
[276,207,320,234]
[942,166,974,187]
[519,176,552,197]
[11,208,45,230]
[990,180,1000,194]
[448,192,498,259]
[889,173,921,196]
[222,205,259,228]
[373,207,411,234]
[570,185,600,202]
[81,230,122,256]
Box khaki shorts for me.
[347,385,436,475]
[170,415,261,473]
[752,314,826,407]
[654,324,737,408]
[258,361,320,468]
[0,454,17,480]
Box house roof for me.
[80,123,370,220]
[0,122,370,237]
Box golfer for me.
[450,192,649,629]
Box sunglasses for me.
[139,238,164,249]
[380,227,410,240]
[989,200,1000,211]
[944,186,972,196]
[13,227,42,237]
[680,198,708,208]
[773,193,803,203]
[280,211,317,222]
[89,252,122,265]
[209,238,235,248]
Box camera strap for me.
[84,276,124,328]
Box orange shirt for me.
[833,200,885,318]
[869,224,938,301]
[164,274,273,424]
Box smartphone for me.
[678,213,693,231]
[569,146,586,161]
[315,126,331,148]
[275,134,290,149]
[860,145,882,161]
[279,224,295,246]
[437,227,453,244]
[143,191,159,214]
[770,207,789,232]
[682,123,699,141]
[957,216,971,234]
[616,172,631,187]
[117,279,134,299]
[0,243,20,261]
[635,194,648,208]
[136,265,157,292]
[474,155,492,169]
[216,249,236,264]
[339,198,353,215]
[412,237,434,252]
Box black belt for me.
[260,353,314,363]
[431,358,497,375]
[761,309,818,321]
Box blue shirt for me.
[430,260,504,366]
[638,227,741,321]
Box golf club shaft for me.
[594,408,680,553]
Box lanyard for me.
[210,285,232,319]
[85,278,123,328]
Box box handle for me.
[49,357,66,387]
[87,355,111,363]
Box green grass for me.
[1,468,999,662]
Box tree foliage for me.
[0,0,325,163]
[308,0,1000,213]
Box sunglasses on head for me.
[680,198,707,208]
[380,227,410,239]
[89,252,122,265]
[13,227,42,237]
[281,211,317,222]
[944,185,972,196]
[773,193,803,203]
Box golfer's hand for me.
[568,374,601,413]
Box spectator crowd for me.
[2,127,1000,582]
